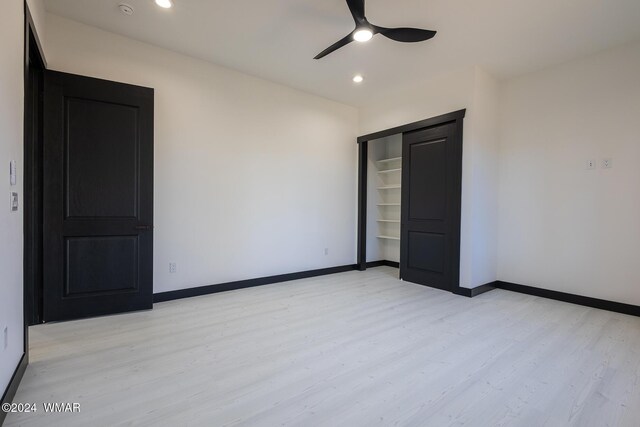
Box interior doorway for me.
[23,11,155,325]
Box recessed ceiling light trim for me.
[155,0,173,9]
[118,3,134,15]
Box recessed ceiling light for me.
[353,75,364,83]
[353,28,373,42]
[155,0,173,9]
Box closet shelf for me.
[377,185,401,190]
[377,235,400,240]
[377,168,402,174]
[377,157,402,164]
[377,219,400,223]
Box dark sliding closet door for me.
[400,122,462,291]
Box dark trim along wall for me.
[154,264,358,303]
[366,260,400,269]
[454,282,496,298]
[495,281,640,317]
[155,261,401,303]
[155,265,640,318]
[456,280,639,317]
[0,353,28,425]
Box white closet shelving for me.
[376,152,402,246]
[377,168,402,174]
[376,156,402,164]
[366,134,402,266]
[376,157,401,241]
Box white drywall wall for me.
[465,68,500,288]
[44,14,359,293]
[498,40,640,305]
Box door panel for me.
[408,139,447,221]
[43,70,154,322]
[65,236,139,296]
[66,98,139,219]
[407,231,445,274]
[400,122,462,291]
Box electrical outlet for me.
[324,248,329,256]
[169,262,177,274]
[3,326,7,350]
[601,158,613,169]
[586,159,596,170]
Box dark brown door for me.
[400,122,462,291]
[43,71,154,322]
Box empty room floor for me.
[5,267,640,426]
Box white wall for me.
[0,0,25,394]
[498,40,640,305]
[466,68,500,288]
[359,66,500,289]
[359,67,475,137]
[44,14,359,294]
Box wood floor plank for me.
[5,267,640,426]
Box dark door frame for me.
[24,3,47,327]
[356,109,466,291]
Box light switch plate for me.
[602,158,613,169]
[9,160,16,185]
[10,192,18,212]
[586,159,596,170]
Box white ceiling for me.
[44,0,640,107]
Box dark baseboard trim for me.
[495,281,640,317]
[1,352,28,425]
[453,282,497,298]
[366,260,400,269]
[153,264,358,303]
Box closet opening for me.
[356,110,466,293]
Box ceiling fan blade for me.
[346,0,365,22]
[374,26,436,43]
[314,32,355,59]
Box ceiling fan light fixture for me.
[353,28,373,42]
[314,0,437,59]
[155,0,173,9]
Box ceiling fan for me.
[314,0,437,59]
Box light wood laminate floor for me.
[6,267,640,426]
